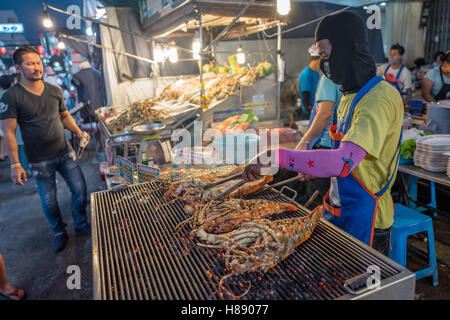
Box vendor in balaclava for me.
[242,11,403,255]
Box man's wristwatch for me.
[10,163,22,169]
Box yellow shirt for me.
[338,81,403,229]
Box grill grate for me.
[91,181,404,300]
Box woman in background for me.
[422,51,450,102]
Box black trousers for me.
[372,228,391,256]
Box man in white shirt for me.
[377,43,412,103]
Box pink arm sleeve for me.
[275,141,367,178]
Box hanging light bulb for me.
[42,7,53,28]
[86,27,93,37]
[277,0,291,15]
[236,45,245,65]
[57,37,65,50]
[153,44,164,63]
[192,31,201,60]
[168,46,178,63]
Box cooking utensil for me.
[262,175,300,191]
[201,172,243,190]
[305,190,320,209]
[211,179,246,201]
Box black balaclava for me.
[315,11,376,94]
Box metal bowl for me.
[112,135,137,143]
[132,122,166,135]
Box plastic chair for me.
[389,203,438,286]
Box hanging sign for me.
[0,24,24,33]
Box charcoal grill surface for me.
[91,181,415,300]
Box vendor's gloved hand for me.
[243,149,273,182]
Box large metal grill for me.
[91,182,415,300]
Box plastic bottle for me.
[142,151,149,165]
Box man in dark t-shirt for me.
[0,46,91,253]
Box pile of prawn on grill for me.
[149,164,274,211]
[180,198,297,233]
[193,205,323,298]
[142,165,323,298]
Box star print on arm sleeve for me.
[289,157,295,169]
[275,143,366,177]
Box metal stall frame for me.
[139,0,288,121]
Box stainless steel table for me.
[398,164,449,216]
[398,165,450,188]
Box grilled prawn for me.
[193,205,323,298]
[189,199,297,233]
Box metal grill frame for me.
[91,182,415,300]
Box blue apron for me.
[323,76,402,246]
[384,64,405,93]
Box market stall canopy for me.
[138,0,286,40]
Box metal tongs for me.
[262,175,300,191]
[201,172,245,202]
[202,172,243,190]
[203,149,275,202]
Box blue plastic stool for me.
[406,174,438,217]
[389,203,438,286]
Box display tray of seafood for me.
[95,102,199,136]
[96,61,274,135]
[91,166,414,300]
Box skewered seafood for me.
[193,205,323,298]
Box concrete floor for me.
[1,152,449,300]
[0,152,105,300]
